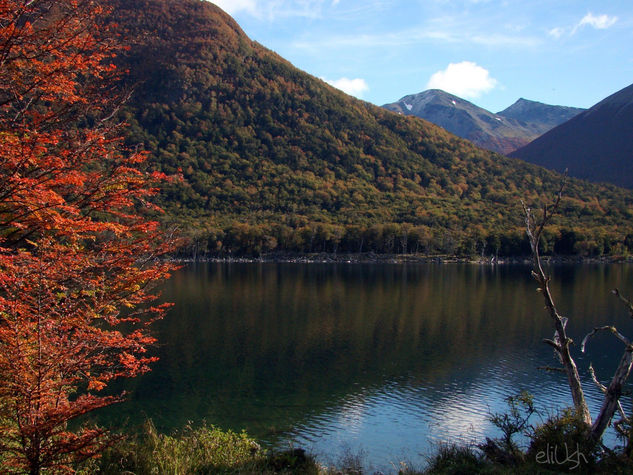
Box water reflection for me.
[96,263,633,471]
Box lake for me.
[97,262,633,472]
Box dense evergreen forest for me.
[110,0,633,258]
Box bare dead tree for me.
[523,180,633,447]
[582,290,633,445]
[522,181,591,425]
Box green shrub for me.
[526,408,597,472]
[423,443,491,474]
[78,420,320,474]
[332,446,365,474]
[483,390,535,464]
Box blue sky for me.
[211,0,632,112]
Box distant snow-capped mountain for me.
[383,90,584,155]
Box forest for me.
[109,0,633,258]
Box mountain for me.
[107,0,633,256]
[510,83,633,189]
[498,98,584,130]
[383,90,583,155]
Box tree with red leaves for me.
[0,1,175,473]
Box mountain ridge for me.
[499,98,584,128]
[510,83,633,188]
[383,90,584,155]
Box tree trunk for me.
[523,196,591,425]
[590,345,633,441]
[532,249,591,425]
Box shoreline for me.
[171,252,633,265]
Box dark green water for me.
[97,262,633,472]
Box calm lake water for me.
[97,262,633,472]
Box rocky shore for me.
[174,252,633,265]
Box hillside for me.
[108,0,633,257]
[383,90,583,155]
[498,98,584,131]
[511,83,633,189]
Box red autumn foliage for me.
[0,1,175,473]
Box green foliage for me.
[263,449,320,474]
[423,443,492,474]
[527,408,598,471]
[329,446,366,474]
[488,391,536,457]
[108,0,633,257]
[79,420,320,474]
[81,420,259,473]
[420,397,633,473]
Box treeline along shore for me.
[173,222,633,262]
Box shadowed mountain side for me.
[511,83,633,188]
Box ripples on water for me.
[96,263,633,473]
[284,357,622,473]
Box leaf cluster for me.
[0,0,175,472]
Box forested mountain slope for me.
[109,0,633,256]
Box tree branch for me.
[582,326,632,354]
[588,364,630,425]
[522,177,591,425]
[612,289,633,319]
[537,365,566,374]
[543,338,561,352]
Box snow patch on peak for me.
[451,100,456,106]
[404,102,413,111]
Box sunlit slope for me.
[110,0,633,255]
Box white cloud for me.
[332,0,340,5]
[578,12,618,30]
[552,12,619,37]
[548,27,565,39]
[292,26,540,53]
[322,77,369,98]
[426,61,497,99]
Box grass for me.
[70,410,633,474]
[78,420,321,474]
[420,443,496,475]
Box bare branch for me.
[537,365,566,373]
[543,338,561,352]
[614,419,628,437]
[587,364,629,430]
[616,403,628,424]
[587,363,627,425]
[522,177,590,425]
[591,346,633,442]
[588,364,607,393]
[582,326,632,353]
[612,289,633,319]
